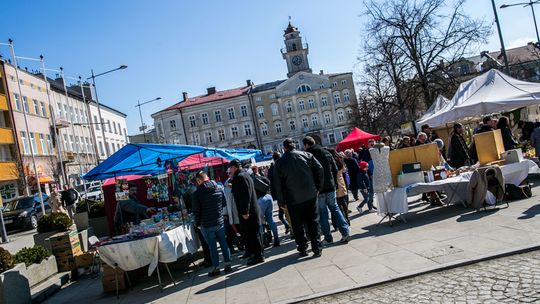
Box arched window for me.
[298,100,305,111]
[308,98,315,109]
[343,91,350,102]
[285,101,293,113]
[271,103,279,116]
[261,123,268,136]
[333,92,341,104]
[324,112,332,124]
[311,115,319,126]
[289,120,296,131]
[346,108,354,119]
[320,95,328,106]
[275,122,283,133]
[301,117,309,128]
[297,84,312,93]
[337,110,345,122]
[257,106,264,118]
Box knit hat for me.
[359,161,369,170]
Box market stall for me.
[337,127,381,151]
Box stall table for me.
[377,159,540,223]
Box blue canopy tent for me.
[83,143,262,181]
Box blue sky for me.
[0,0,536,135]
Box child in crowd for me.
[356,161,374,213]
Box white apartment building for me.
[88,99,128,161]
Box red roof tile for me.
[161,86,250,112]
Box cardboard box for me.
[48,230,83,271]
[398,171,425,187]
[474,129,505,165]
[389,143,440,186]
[101,263,127,293]
[75,252,95,269]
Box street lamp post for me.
[87,65,127,159]
[491,0,511,74]
[3,39,46,215]
[501,0,540,45]
[135,97,161,142]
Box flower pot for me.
[23,255,58,288]
[74,212,89,231]
[33,231,57,254]
[88,216,109,238]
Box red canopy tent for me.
[178,153,230,170]
[337,127,381,151]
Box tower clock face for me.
[292,55,303,66]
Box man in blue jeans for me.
[303,136,350,244]
[192,171,232,277]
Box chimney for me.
[182,92,188,101]
[319,70,324,75]
[246,79,252,86]
[207,87,216,95]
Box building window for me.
[302,117,309,128]
[298,100,305,111]
[63,104,68,118]
[341,130,348,140]
[334,92,341,104]
[75,136,80,152]
[113,121,118,134]
[170,119,177,130]
[33,99,40,116]
[283,90,290,96]
[271,103,279,116]
[218,129,225,141]
[328,133,336,144]
[337,110,345,122]
[57,103,62,117]
[19,79,23,85]
[261,123,268,136]
[94,116,100,130]
[231,126,239,138]
[205,131,213,143]
[240,105,248,117]
[324,113,332,124]
[192,133,200,145]
[201,113,209,125]
[14,94,21,111]
[30,132,37,153]
[285,101,292,113]
[23,96,29,113]
[343,91,350,102]
[297,84,312,93]
[118,124,122,136]
[124,128,127,138]
[40,102,47,117]
[228,108,235,120]
[255,96,262,102]
[341,80,347,86]
[21,131,30,154]
[311,115,319,126]
[75,108,80,123]
[69,135,75,151]
[244,124,252,136]
[39,134,47,155]
[308,98,315,109]
[64,134,70,152]
[99,141,104,155]
[257,107,264,118]
[189,115,196,127]
[332,81,337,87]
[319,84,325,89]
[47,135,54,153]
[214,110,222,122]
[289,120,296,131]
[347,108,354,119]
[270,94,276,99]
[275,122,282,133]
[321,95,328,106]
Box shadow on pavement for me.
[518,203,540,219]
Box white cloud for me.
[508,37,535,49]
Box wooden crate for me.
[388,143,440,186]
[101,263,127,293]
[74,252,95,269]
[474,129,505,165]
[48,230,82,271]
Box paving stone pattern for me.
[303,250,540,304]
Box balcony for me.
[54,116,70,128]
[280,43,309,54]
[0,127,14,144]
[0,162,18,182]
[0,94,8,111]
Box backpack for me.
[66,189,78,205]
[252,175,270,195]
[505,183,532,200]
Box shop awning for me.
[83,143,261,181]
[337,127,381,152]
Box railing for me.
[0,127,14,144]
[280,43,309,54]
[0,94,8,111]
[0,162,18,181]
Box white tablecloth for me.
[377,160,540,216]
[98,224,200,276]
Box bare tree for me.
[362,0,492,109]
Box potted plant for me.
[74,199,90,231]
[87,200,109,237]
[33,213,73,253]
[13,246,58,288]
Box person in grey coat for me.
[114,183,155,234]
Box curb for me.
[278,243,540,304]
[31,272,70,304]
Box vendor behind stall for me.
[114,183,156,234]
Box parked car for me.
[2,194,51,230]
[81,185,103,201]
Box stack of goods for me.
[101,263,127,293]
[49,230,83,271]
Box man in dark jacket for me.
[61,184,78,220]
[303,136,350,245]
[274,138,324,257]
[228,160,264,266]
[267,152,290,234]
[192,171,231,276]
[448,123,471,168]
[113,183,154,235]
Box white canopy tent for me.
[416,95,450,127]
[416,69,540,128]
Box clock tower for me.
[282,21,312,78]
